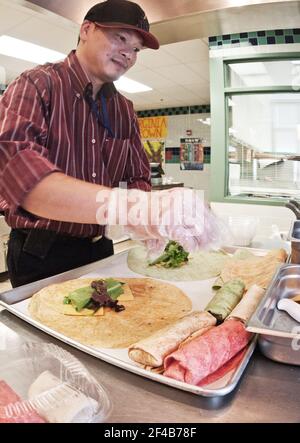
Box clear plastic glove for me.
[96,187,227,253]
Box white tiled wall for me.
[165,113,211,148]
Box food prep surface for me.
[1,246,300,422]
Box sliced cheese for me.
[117,283,134,301]
[62,305,104,316]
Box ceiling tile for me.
[127,69,177,89]
[137,48,181,68]
[186,61,210,81]
[0,3,32,34]
[9,16,77,54]
[163,38,209,63]
[156,65,204,85]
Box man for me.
[0,0,215,288]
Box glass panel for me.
[227,93,300,198]
[227,60,300,88]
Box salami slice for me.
[198,347,247,386]
[163,319,252,385]
[0,380,46,423]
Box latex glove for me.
[97,187,225,252]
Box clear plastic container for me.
[0,342,111,423]
[226,215,259,247]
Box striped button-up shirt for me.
[0,50,151,238]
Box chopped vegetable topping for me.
[149,241,189,268]
[64,279,125,313]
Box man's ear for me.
[79,20,94,43]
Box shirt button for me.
[92,172,97,178]
[91,139,96,144]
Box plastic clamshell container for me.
[0,342,111,423]
[247,264,300,365]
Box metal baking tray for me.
[247,263,300,365]
[0,249,258,398]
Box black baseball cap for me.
[84,0,159,49]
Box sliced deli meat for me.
[0,380,45,423]
[163,319,252,386]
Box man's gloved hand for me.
[96,187,225,252]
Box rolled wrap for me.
[227,284,265,324]
[205,279,245,323]
[163,319,252,386]
[128,311,216,368]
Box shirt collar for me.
[65,50,117,99]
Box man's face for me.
[80,22,143,83]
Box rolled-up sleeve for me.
[0,73,61,212]
[123,112,151,192]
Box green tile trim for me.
[137,104,210,118]
[209,28,300,49]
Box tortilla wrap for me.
[220,248,287,289]
[127,246,230,281]
[205,279,245,323]
[163,319,252,386]
[128,311,216,367]
[227,284,265,323]
[28,278,192,348]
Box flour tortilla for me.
[128,311,216,367]
[127,246,230,281]
[227,284,265,324]
[28,277,192,348]
[221,249,287,289]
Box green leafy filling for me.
[149,241,189,269]
[63,278,124,312]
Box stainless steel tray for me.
[247,263,300,365]
[288,220,300,264]
[0,249,257,398]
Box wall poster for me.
[143,140,165,164]
[138,116,168,139]
[180,137,204,170]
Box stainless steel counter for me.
[1,308,299,423]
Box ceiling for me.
[0,0,210,110]
[28,0,300,45]
[1,0,300,111]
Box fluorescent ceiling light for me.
[114,76,152,93]
[0,35,66,64]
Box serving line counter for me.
[1,239,300,423]
[0,307,299,423]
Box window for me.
[210,53,300,204]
